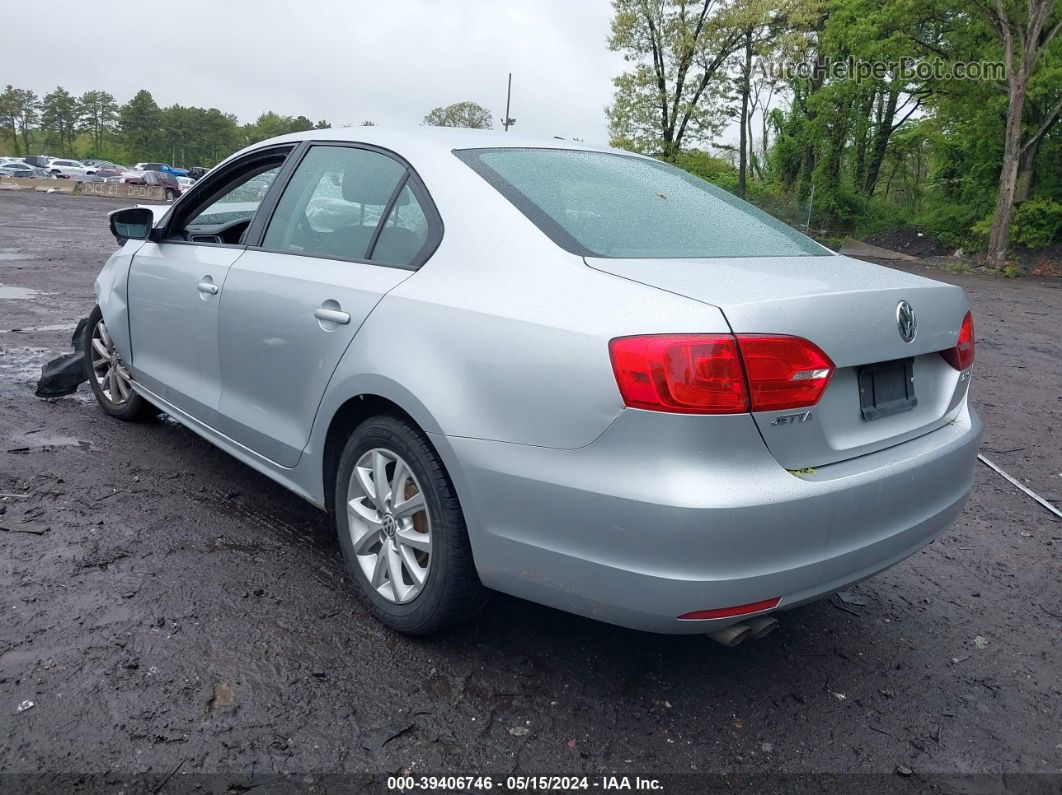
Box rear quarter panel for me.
[308,159,732,452]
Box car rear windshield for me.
[454,147,829,259]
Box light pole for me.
[501,73,516,131]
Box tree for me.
[0,87,40,155]
[40,87,80,156]
[606,0,745,157]
[422,101,493,129]
[244,111,315,144]
[120,90,162,160]
[78,90,120,155]
[975,0,1061,268]
[0,85,20,154]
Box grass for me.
[945,261,972,274]
[788,467,818,477]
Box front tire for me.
[334,414,488,634]
[84,305,157,421]
[165,189,176,201]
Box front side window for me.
[186,165,281,228]
[262,145,407,262]
[455,148,828,259]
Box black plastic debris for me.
[35,317,90,398]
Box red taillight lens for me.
[609,334,748,414]
[609,333,835,414]
[941,311,975,371]
[736,335,835,411]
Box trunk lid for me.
[587,254,971,468]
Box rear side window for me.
[454,148,828,259]
[262,145,406,262]
[372,184,430,266]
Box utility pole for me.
[501,73,516,131]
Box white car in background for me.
[47,158,94,178]
[176,175,195,194]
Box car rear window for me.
[454,147,828,259]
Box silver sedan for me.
[89,128,981,639]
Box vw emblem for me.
[896,301,916,343]
[382,514,397,538]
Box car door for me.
[126,145,294,425]
[215,142,441,467]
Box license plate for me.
[858,358,917,421]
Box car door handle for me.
[314,307,351,325]
[196,281,219,295]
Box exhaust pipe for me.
[744,615,778,639]
[706,616,778,647]
[707,623,752,647]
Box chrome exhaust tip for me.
[707,623,752,647]
[744,615,779,640]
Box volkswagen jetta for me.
[88,128,981,636]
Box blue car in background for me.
[133,161,188,178]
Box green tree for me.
[0,85,20,154]
[78,90,120,155]
[120,89,162,160]
[606,0,745,157]
[422,101,493,128]
[40,87,80,156]
[1,87,40,155]
[244,111,315,144]
[974,0,1061,268]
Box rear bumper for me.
[441,401,981,634]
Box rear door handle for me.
[196,281,218,295]
[314,307,350,325]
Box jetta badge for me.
[896,300,917,343]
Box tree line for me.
[606,0,1061,269]
[0,85,332,167]
[0,86,496,171]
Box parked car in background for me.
[0,162,53,179]
[176,175,195,194]
[94,166,124,179]
[84,159,122,172]
[47,158,94,178]
[187,166,209,181]
[23,155,53,168]
[133,162,188,178]
[108,169,181,200]
[88,128,981,638]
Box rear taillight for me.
[609,334,748,414]
[608,334,834,414]
[736,335,835,411]
[941,311,975,371]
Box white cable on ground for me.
[978,454,1062,519]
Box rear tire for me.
[84,305,157,421]
[334,414,489,634]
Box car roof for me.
[230,125,633,165]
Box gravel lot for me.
[1,190,1060,788]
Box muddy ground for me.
[1,190,1060,788]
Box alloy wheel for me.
[346,447,432,604]
[89,318,133,404]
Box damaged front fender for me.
[93,239,146,368]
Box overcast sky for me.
[5,0,628,144]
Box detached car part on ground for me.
[83,128,981,638]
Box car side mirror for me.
[109,207,154,243]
